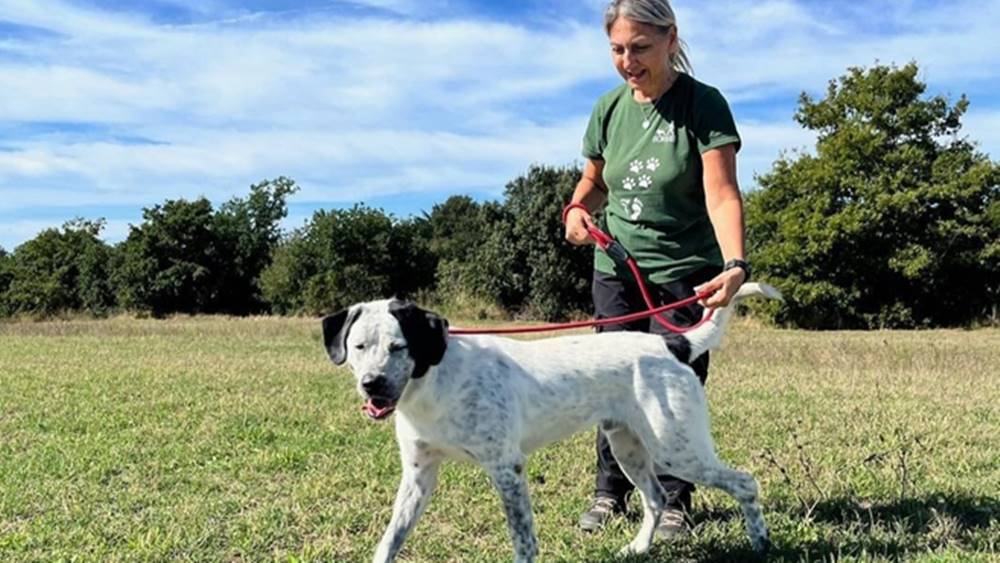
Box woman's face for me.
[608,17,675,93]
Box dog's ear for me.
[388,300,449,379]
[322,307,361,365]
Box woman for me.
[563,0,750,538]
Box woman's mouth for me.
[627,69,647,82]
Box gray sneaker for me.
[655,506,690,539]
[578,496,624,532]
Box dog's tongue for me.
[363,398,395,420]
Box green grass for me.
[1,316,997,562]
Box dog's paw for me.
[751,534,772,554]
[618,539,652,557]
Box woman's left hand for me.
[694,267,746,308]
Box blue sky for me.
[1,0,998,250]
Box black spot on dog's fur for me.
[661,333,691,365]
[388,300,449,379]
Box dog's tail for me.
[685,282,783,361]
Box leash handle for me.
[561,202,590,225]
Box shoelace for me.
[591,497,620,514]
[659,508,686,527]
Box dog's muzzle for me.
[360,376,397,419]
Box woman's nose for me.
[623,49,640,68]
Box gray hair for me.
[604,0,692,74]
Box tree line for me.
[1,63,997,329]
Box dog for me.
[321,282,781,562]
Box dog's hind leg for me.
[485,456,538,563]
[373,440,443,563]
[639,394,770,553]
[703,466,770,553]
[672,459,771,554]
[602,422,668,556]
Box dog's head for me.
[321,299,448,420]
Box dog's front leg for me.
[486,458,538,563]
[373,440,443,563]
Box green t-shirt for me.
[582,73,741,284]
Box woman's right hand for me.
[564,158,607,246]
[564,206,596,246]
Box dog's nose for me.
[361,376,388,396]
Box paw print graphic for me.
[629,160,643,174]
[638,174,652,189]
[627,198,644,220]
[622,177,637,191]
[645,157,660,171]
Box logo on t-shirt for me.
[621,198,643,220]
[653,123,676,144]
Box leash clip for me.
[587,226,630,264]
[604,240,630,263]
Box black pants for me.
[591,266,721,510]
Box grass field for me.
[1,316,998,562]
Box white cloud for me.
[0,0,997,250]
[0,117,588,209]
[678,0,1000,100]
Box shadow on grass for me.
[807,492,998,533]
[582,491,999,562]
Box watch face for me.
[725,260,750,279]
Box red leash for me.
[448,204,714,336]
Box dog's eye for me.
[354,343,365,350]
[389,343,407,353]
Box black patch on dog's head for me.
[661,333,691,365]
[322,307,362,365]
[388,300,449,379]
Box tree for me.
[115,198,221,316]
[449,164,593,320]
[439,200,523,309]
[746,62,1000,328]
[425,196,512,306]
[0,246,12,317]
[213,177,298,314]
[115,179,297,316]
[1,219,116,317]
[425,195,488,263]
[261,205,436,315]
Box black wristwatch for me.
[723,259,751,281]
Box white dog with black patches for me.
[322,282,781,563]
